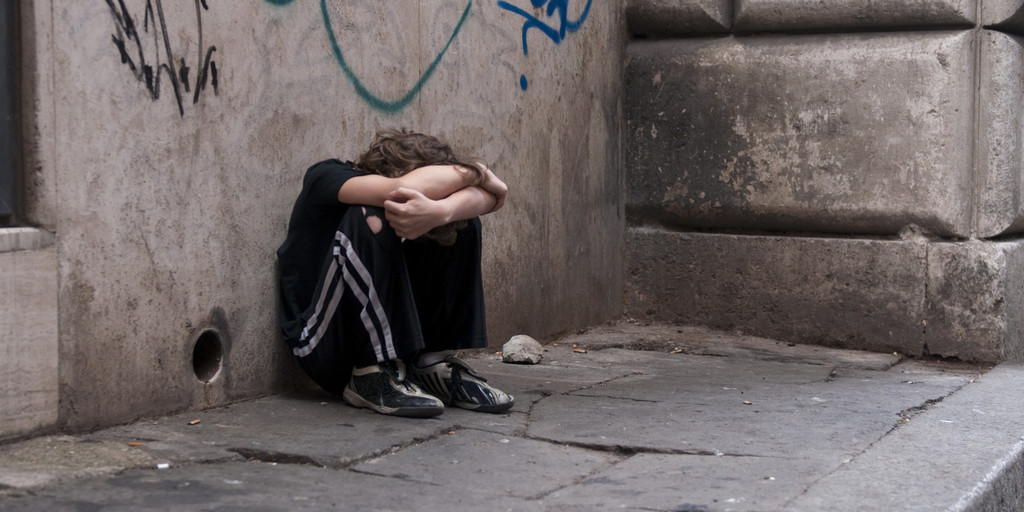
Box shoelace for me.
[380,360,418,392]
[444,355,488,399]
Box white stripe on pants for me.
[292,231,395,361]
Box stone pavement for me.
[2,323,1024,511]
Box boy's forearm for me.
[396,165,478,201]
[439,186,498,223]
[338,165,477,206]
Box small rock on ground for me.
[502,335,543,364]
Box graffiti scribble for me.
[319,0,472,113]
[106,0,219,117]
[264,0,471,114]
[497,0,593,90]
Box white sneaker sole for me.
[342,387,444,418]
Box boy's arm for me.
[384,186,498,240]
[337,165,477,206]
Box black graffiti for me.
[105,0,219,117]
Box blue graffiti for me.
[497,0,593,90]
[264,0,472,114]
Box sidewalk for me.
[2,323,1023,511]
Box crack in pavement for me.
[227,448,324,468]
[227,425,460,471]
[781,377,975,508]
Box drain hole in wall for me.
[192,330,223,383]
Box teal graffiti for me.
[498,0,592,90]
[264,0,472,113]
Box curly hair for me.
[355,129,485,245]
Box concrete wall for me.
[625,0,1024,362]
[10,0,623,434]
[0,229,58,440]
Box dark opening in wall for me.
[192,329,223,383]
[0,1,20,226]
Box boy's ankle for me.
[416,350,453,369]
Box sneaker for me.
[409,355,515,413]
[343,360,444,418]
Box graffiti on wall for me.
[263,0,472,114]
[105,0,219,117]
[262,0,593,110]
[497,0,593,90]
[319,0,473,113]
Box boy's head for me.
[355,129,484,246]
[356,129,478,180]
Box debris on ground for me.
[501,335,544,364]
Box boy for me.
[277,130,512,418]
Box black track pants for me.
[289,206,487,395]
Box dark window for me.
[0,2,18,225]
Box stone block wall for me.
[5,0,624,436]
[625,0,1024,361]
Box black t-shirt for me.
[277,159,363,340]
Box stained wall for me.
[8,0,623,433]
[625,0,1024,362]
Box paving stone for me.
[0,461,545,512]
[89,393,461,469]
[527,350,972,460]
[576,323,902,369]
[0,328,1014,511]
[787,364,1024,512]
[545,453,834,512]
[351,429,621,499]
[0,436,162,489]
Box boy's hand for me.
[479,168,507,213]
[384,188,450,240]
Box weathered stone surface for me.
[501,335,544,364]
[626,228,1024,363]
[926,241,1024,362]
[625,228,929,356]
[0,436,161,489]
[350,429,619,498]
[32,1,624,431]
[528,347,972,459]
[577,322,902,370]
[88,393,472,469]
[0,243,58,440]
[0,228,54,252]
[976,31,1024,237]
[734,0,975,32]
[19,1,58,230]
[0,340,1014,511]
[545,453,834,511]
[627,32,975,237]
[789,364,1024,511]
[626,0,732,37]
[982,0,1024,34]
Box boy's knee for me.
[362,207,383,234]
